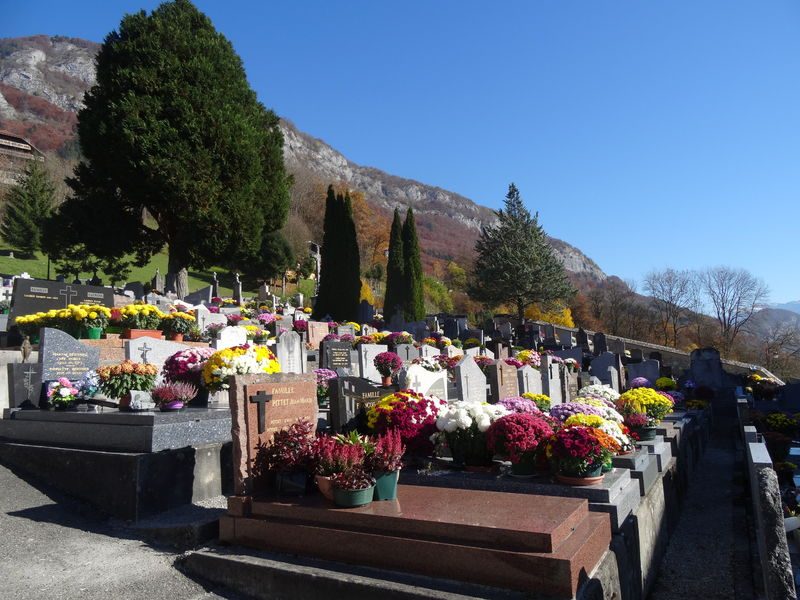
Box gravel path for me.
[649,417,755,599]
[0,463,240,600]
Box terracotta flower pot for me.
[315,475,334,501]
[556,464,604,486]
[122,329,163,340]
[167,332,184,342]
[381,375,393,387]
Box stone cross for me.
[249,390,273,435]
[137,341,153,364]
[59,285,78,307]
[2,288,12,301]
[22,365,37,400]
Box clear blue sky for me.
[4,1,800,302]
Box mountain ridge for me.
[0,34,606,282]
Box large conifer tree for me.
[313,186,339,319]
[401,208,425,321]
[55,0,291,292]
[382,208,405,322]
[1,161,55,258]
[468,183,574,323]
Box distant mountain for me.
[771,301,800,315]
[0,34,607,282]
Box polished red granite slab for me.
[248,485,589,553]
[221,485,612,597]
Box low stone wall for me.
[738,396,797,600]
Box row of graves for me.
[0,280,715,598]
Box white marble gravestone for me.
[455,356,487,403]
[275,330,306,374]
[541,354,563,405]
[213,326,248,350]
[400,364,448,401]
[124,338,189,382]
[517,364,543,395]
[357,343,389,384]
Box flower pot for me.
[159,400,185,412]
[122,329,163,340]
[167,332,184,342]
[373,470,399,501]
[53,404,78,412]
[447,431,493,468]
[381,375,393,387]
[118,392,131,411]
[633,426,658,441]
[556,464,604,486]
[510,453,537,477]
[333,485,375,508]
[191,389,210,408]
[275,471,307,496]
[84,326,103,340]
[315,475,335,501]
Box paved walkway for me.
[0,463,239,600]
[649,417,756,600]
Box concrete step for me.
[178,545,530,600]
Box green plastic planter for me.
[85,326,103,340]
[373,470,399,500]
[333,485,375,508]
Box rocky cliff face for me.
[0,34,606,282]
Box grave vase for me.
[167,332,184,342]
[373,470,400,501]
[632,426,658,441]
[446,430,493,468]
[381,375,393,387]
[84,326,103,340]
[275,471,307,496]
[510,452,537,477]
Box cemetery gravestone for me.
[576,328,591,352]
[590,352,621,392]
[8,363,42,407]
[9,279,114,325]
[455,356,487,403]
[213,326,248,350]
[419,344,439,358]
[306,321,330,349]
[123,282,145,300]
[555,327,574,348]
[627,359,660,386]
[543,325,558,345]
[275,331,306,375]
[211,272,220,298]
[336,324,356,337]
[39,328,100,381]
[358,344,389,384]
[229,373,317,495]
[321,341,354,374]
[488,361,519,403]
[541,354,563,405]
[593,333,608,355]
[482,347,495,360]
[124,338,189,382]
[464,347,481,357]
[232,273,243,305]
[628,349,644,363]
[357,300,375,325]
[609,338,626,355]
[689,348,724,390]
[395,344,421,364]
[554,347,584,364]
[184,286,212,306]
[445,345,464,358]
[152,269,165,292]
[443,318,459,340]
[330,377,385,432]
[387,311,405,333]
[461,329,484,344]
[400,364,448,401]
[517,364,543,396]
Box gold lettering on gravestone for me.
[330,348,350,366]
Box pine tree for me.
[401,207,425,321]
[468,183,574,323]
[383,208,405,322]
[55,0,291,291]
[0,161,55,258]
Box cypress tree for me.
[313,185,338,319]
[383,208,405,323]
[342,192,361,321]
[402,207,425,321]
[0,161,55,258]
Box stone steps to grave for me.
[179,544,531,600]
[219,485,611,598]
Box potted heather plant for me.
[486,413,554,477]
[310,436,366,501]
[257,419,314,495]
[151,381,198,411]
[373,351,402,387]
[367,429,405,500]
[331,466,376,508]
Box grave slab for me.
[636,437,673,472]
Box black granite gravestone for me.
[8,363,42,407]
[9,279,114,325]
[329,376,386,432]
[321,341,353,373]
